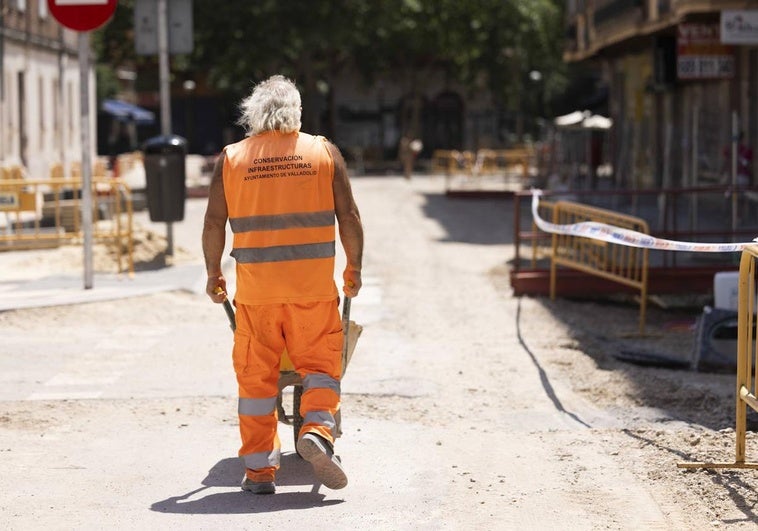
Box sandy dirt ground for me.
[1,175,757,529]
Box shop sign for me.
[677,23,735,80]
[721,10,758,45]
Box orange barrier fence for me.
[547,200,650,333]
[0,177,134,274]
[679,244,758,469]
[435,147,535,192]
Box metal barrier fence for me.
[435,148,535,193]
[530,199,555,268]
[513,186,757,272]
[547,200,650,333]
[679,244,758,469]
[0,177,134,275]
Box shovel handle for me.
[341,296,351,377]
[222,299,236,332]
[341,296,351,323]
[214,287,236,332]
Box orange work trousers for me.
[232,299,343,482]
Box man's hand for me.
[343,268,362,298]
[206,275,228,303]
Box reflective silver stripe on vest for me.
[238,397,277,416]
[230,210,334,233]
[242,448,281,470]
[302,373,341,394]
[304,410,336,431]
[231,241,335,264]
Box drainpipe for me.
[731,110,739,240]
[0,0,5,163]
[58,23,65,174]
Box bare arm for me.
[202,152,229,303]
[328,141,364,298]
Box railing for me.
[0,177,134,274]
[679,244,758,469]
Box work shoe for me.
[241,477,275,495]
[296,433,348,490]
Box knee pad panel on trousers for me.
[233,333,281,394]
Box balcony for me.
[594,0,644,26]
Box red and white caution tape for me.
[531,189,757,253]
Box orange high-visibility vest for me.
[223,130,337,304]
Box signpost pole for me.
[158,0,174,257]
[48,0,118,290]
[79,32,94,289]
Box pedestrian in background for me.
[202,75,364,494]
[399,135,423,179]
[722,131,753,188]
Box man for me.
[202,75,363,495]
[399,135,423,180]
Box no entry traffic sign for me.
[46,0,119,289]
[48,0,118,32]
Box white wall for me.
[1,36,94,179]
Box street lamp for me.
[182,79,196,152]
[528,71,544,141]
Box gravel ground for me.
[493,278,758,527]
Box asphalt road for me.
[0,174,702,530]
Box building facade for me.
[160,66,509,171]
[1,0,89,179]
[565,0,758,190]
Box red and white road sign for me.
[48,0,118,32]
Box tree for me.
[94,0,568,143]
[340,0,567,140]
[92,0,138,100]
[189,1,369,135]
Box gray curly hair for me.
[237,75,302,136]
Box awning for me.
[554,110,612,130]
[101,99,155,125]
[554,110,589,128]
[582,114,612,130]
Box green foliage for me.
[93,0,138,68]
[95,64,120,101]
[94,0,568,119]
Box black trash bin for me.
[143,135,187,222]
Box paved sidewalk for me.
[0,262,207,311]
[0,196,228,312]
